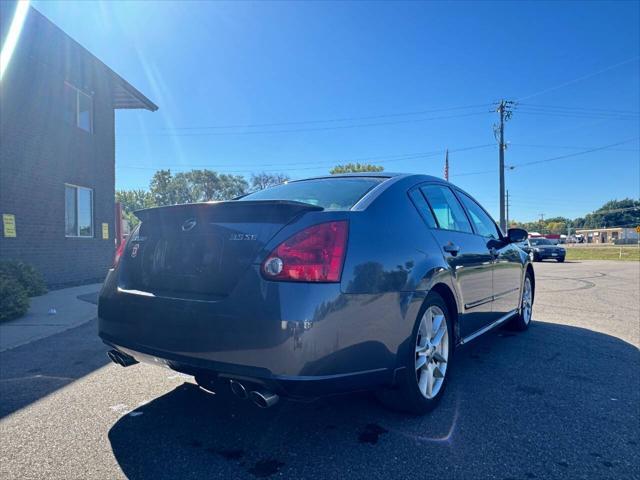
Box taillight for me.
[113,239,127,268]
[262,221,348,282]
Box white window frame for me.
[64,81,93,133]
[65,184,94,238]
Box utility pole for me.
[539,213,545,234]
[495,99,515,232]
[505,190,510,229]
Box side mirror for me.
[507,228,528,243]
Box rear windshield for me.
[239,177,386,210]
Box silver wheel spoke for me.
[432,351,447,363]
[416,343,428,354]
[431,314,444,337]
[418,370,428,395]
[433,365,445,379]
[426,363,435,397]
[432,327,446,347]
[415,355,427,370]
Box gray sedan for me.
[99,173,534,414]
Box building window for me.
[65,185,93,237]
[63,82,93,133]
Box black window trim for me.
[407,186,437,228]
[453,188,505,241]
[416,181,476,235]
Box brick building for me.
[0,4,157,286]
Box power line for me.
[149,103,493,131]
[507,138,640,169]
[510,143,639,152]
[516,55,640,102]
[119,110,492,137]
[519,103,640,116]
[452,138,639,177]
[116,143,496,173]
[516,110,638,121]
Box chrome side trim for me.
[459,309,518,345]
[493,286,520,300]
[464,295,494,310]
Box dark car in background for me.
[519,238,566,262]
[98,173,534,414]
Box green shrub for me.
[0,260,47,296]
[0,276,30,322]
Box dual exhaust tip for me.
[107,351,278,408]
[229,379,279,408]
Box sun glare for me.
[0,0,30,81]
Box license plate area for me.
[139,234,225,294]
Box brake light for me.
[113,239,127,268]
[262,221,348,282]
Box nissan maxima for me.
[519,237,566,262]
[99,173,534,414]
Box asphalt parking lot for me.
[1,260,638,480]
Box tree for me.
[115,189,154,213]
[508,199,640,235]
[149,169,248,205]
[149,169,177,206]
[329,163,384,174]
[115,189,154,228]
[581,199,640,228]
[250,172,290,191]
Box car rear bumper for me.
[536,252,565,260]
[98,267,422,397]
[101,336,396,398]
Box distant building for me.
[0,3,157,286]
[575,227,639,244]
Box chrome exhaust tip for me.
[249,390,279,408]
[229,379,249,399]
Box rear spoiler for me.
[134,200,324,224]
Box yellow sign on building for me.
[3,214,16,237]
[102,223,109,240]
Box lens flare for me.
[0,0,30,81]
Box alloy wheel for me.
[415,305,449,399]
[522,277,533,325]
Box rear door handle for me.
[443,243,460,256]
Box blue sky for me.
[33,0,639,221]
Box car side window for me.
[420,185,473,233]
[408,188,437,228]
[457,192,502,240]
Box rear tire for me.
[376,292,453,415]
[508,271,534,331]
[557,258,565,263]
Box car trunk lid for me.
[119,200,322,297]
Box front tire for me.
[376,292,453,415]
[557,258,565,263]
[508,271,534,331]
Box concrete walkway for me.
[0,283,102,352]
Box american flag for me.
[444,149,449,181]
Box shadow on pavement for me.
[0,318,108,419]
[108,321,639,480]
